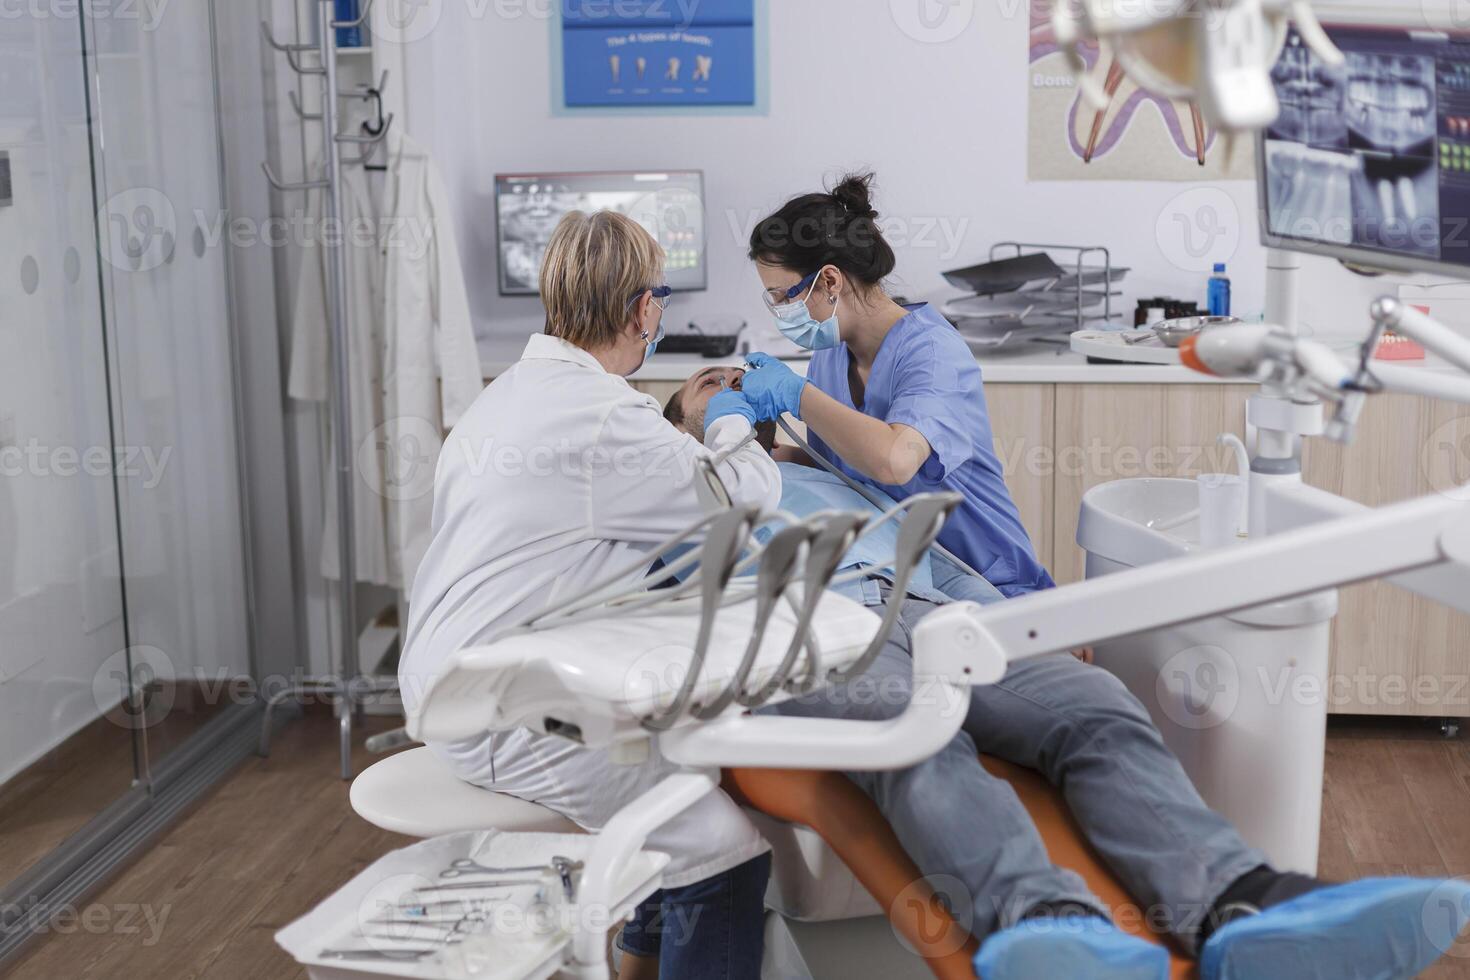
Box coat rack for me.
[259,0,397,779]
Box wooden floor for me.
[7,711,1470,978]
[0,683,231,889]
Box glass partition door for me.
[0,0,256,908]
[0,7,137,886]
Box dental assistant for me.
[740,173,1054,598]
[399,210,779,980]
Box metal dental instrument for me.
[643,506,760,730]
[320,947,439,962]
[739,512,867,708]
[552,855,579,900]
[441,857,560,879]
[692,521,813,720]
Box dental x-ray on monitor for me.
[495,170,706,295]
[1259,23,1470,276]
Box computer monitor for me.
[1259,22,1470,277]
[494,170,707,296]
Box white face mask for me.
[767,269,840,351]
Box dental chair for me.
[343,499,1195,979]
[350,744,1194,978]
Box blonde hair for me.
[539,210,664,350]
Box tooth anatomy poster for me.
[561,0,758,108]
[1026,1,1253,181]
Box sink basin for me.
[1077,478,1200,570]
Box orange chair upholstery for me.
[726,757,1195,980]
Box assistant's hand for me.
[740,354,809,421]
[705,388,758,429]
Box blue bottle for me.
[1207,262,1232,317]
[335,0,365,49]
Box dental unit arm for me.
[407,479,1005,978]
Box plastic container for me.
[1077,477,1336,874]
[1207,263,1232,317]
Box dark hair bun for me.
[830,172,879,221]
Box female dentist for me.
[399,210,779,980]
[739,173,1053,599]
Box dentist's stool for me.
[349,745,581,837]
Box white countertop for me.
[479,335,1466,386]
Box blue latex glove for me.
[705,388,758,429]
[740,353,809,421]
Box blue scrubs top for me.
[804,303,1056,598]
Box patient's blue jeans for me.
[617,851,770,978]
[766,591,1268,953]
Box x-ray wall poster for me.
[1026,0,1253,181]
[561,0,757,108]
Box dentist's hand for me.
[705,388,759,429]
[741,353,809,421]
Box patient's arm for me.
[723,768,980,980]
[771,444,816,466]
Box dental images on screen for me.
[498,180,702,292]
[1267,35,1439,259]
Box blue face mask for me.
[639,318,665,369]
[769,273,840,351]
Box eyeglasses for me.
[761,270,819,312]
[631,284,674,311]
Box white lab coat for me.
[400,334,782,887]
[288,132,483,592]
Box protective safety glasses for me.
[630,284,674,311]
[761,270,820,312]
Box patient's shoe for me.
[1199,876,1470,980]
[974,916,1169,980]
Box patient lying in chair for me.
[657,366,1470,980]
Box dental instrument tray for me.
[940,243,1128,351]
[277,830,667,980]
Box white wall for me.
[396,0,1445,351]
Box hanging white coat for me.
[288,132,483,592]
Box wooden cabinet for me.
[1302,394,1470,717]
[1048,384,1253,584]
[983,384,1056,578]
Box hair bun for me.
[831,172,879,221]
